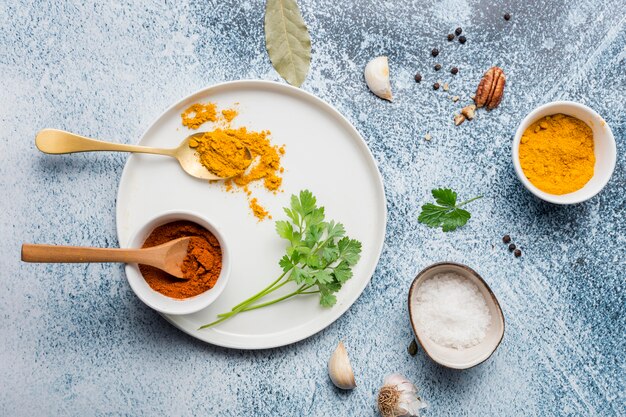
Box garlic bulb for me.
[328,341,356,389]
[377,373,427,417]
[365,56,393,101]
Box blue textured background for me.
[1,1,624,416]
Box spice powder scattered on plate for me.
[181,102,285,221]
[181,102,218,129]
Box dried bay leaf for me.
[264,0,311,87]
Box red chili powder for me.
[139,221,222,299]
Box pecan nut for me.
[461,104,477,120]
[474,66,506,110]
[454,113,466,126]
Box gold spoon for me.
[21,237,194,279]
[35,129,252,180]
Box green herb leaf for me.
[298,189,316,215]
[304,223,324,247]
[417,204,449,226]
[303,271,316,286]
[305,209,325,230]
[275,220,294,240]
[279,255,293,272]
[333,261,352,283]
[283,207,299,227]
[290,266,305,284]
[432,188,457,207]
[325,280,342,292]
[294,245,311,255]
[321,244,339,263]
[326,221,346,240]
[313,270,333,285]
[265,0,311,87]
[418,188,482,232]
[338,237,362,266]
[319,292,337,307]
[441,208,471,232]
[305,254,321,268]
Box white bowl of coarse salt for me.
[408,263,505,369]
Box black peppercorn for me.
[434,64,442,71]
[514,249,522,257]
[433,82,440,90]
[503,235,511,244]
[458,36,467,44]
[431,48,439,57]
[447,33,455,41]
[408,339,418,356]
[451,67,459,75]
[414,73,422,83]
[455,27,462,35]
[508,243,516,252]
[504,13,511,21]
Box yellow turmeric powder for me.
[519,114,595,195]
[249,198,270,221]
[190,127,283,192]
[221,109,238,123]
[188,130,251,178]
[184,102,285,220]
[181,103,217,129]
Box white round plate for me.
[116,80,387,349]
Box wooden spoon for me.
[35,129,252,181]
[21,237,193,279]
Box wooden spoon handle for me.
[21,244,147,264]
[35,129,174,156]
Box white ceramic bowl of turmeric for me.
[512,101,616,204]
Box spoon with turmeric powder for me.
[35,129,252,180]
[21,237,194,279]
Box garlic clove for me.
[328,341,356,390]
[365,56,393,101]
[378,373,427,417]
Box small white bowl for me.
[408,263,505,370]
[124,210,231,315]
[512,101,616,205]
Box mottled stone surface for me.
[1,1,624,416]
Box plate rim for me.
[115,79,387,349]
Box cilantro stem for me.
[198,314,231,329]
[210,283,314,324]
[229,269,291,311]
[220,279,292,318]
[236,284,315,313]
[457,195,483,206]
[212,281,319,329]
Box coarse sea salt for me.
[414,272,491,349]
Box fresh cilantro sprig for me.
[418,188,482,232]
[200,190,362,329]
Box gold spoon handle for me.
[21,243,155,264]
[35,129,175,157]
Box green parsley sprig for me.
[418,188,482,232]
[200,190,362,329]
